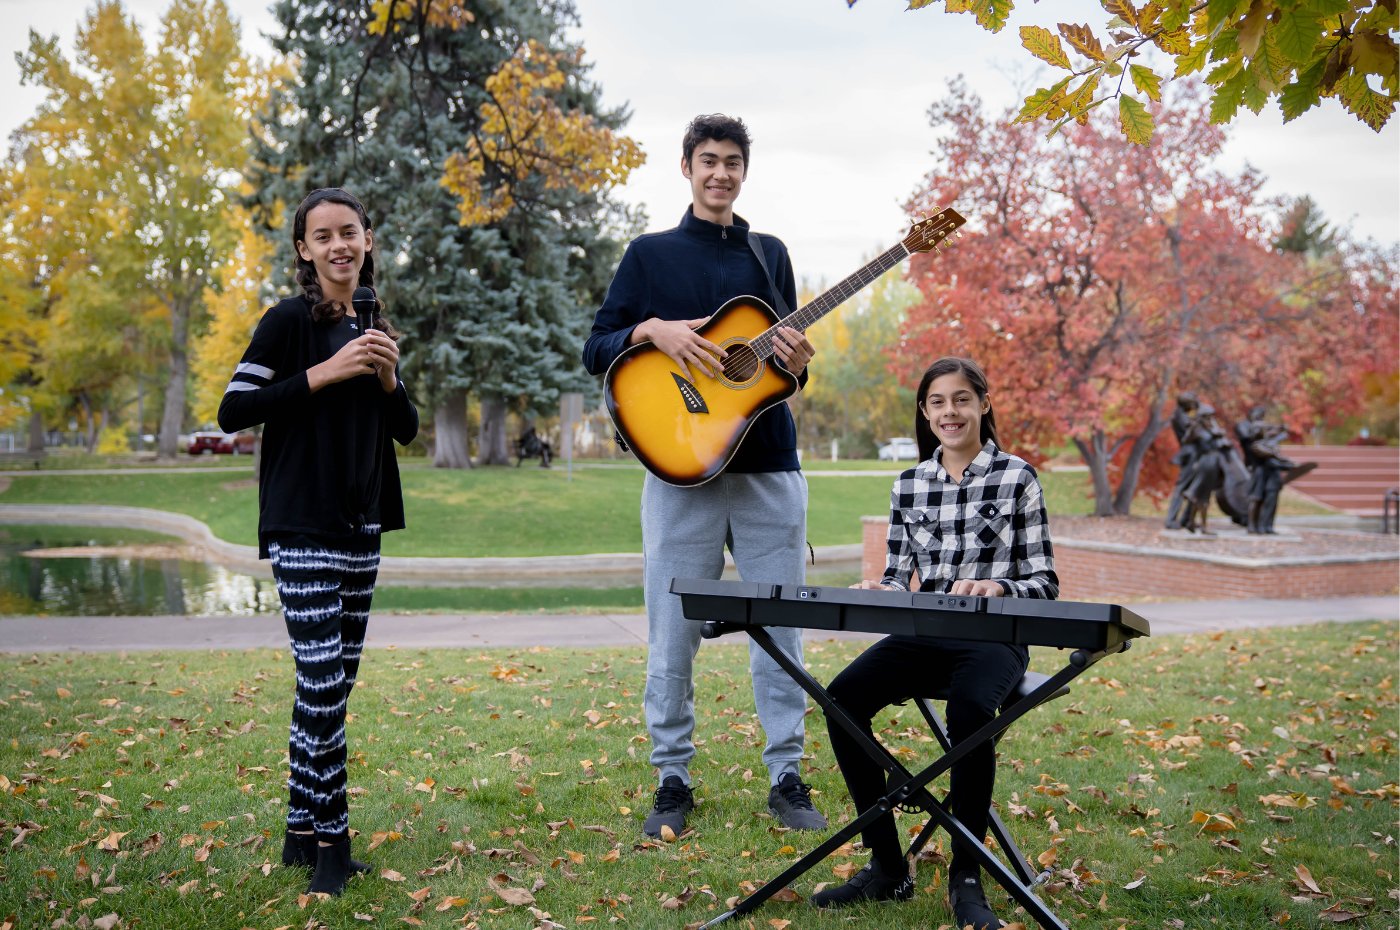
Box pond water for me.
[0,525,855,617]
[0,525,279,616]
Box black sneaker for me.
[811,860,915,909]
[949,871,1002,929]
[643,775,694,838]
[768,772,828,830]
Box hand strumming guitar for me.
[631,317,725,382]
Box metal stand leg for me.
[697,624,1118,930]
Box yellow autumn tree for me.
[190,204,278,427]
[368,1,644,227]
[15,0,262,455]
[440,40,646,226]
[853,0,1397,143]
[795,269,921,458]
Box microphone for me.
[352,286,378,335]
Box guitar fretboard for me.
[750,241,912,359]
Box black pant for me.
[825,635,1028,874]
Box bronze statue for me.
[1235,405,1300,534]
[1173,404,1235,534]
[1164,392,1200,529]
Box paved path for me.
[1,596,1394,653]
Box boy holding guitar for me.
[582,114,825,839]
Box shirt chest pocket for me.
[966,500,1013,549]
[901,507,944,551]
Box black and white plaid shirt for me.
[880,440,1058,599]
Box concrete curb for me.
[0,504,861,582]
[1,596,1394,654]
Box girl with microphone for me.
[219,187,418,895]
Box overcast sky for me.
[4,0,1397,286]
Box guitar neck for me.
[750,241,912,360]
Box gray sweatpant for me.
[641,469,809,787]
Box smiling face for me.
[295,202,373,303]
[682,138,745,225]
[922,370,990,460]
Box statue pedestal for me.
[1159,526,1304,543]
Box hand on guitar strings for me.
[634,316,726,381]
[772,326,815,377]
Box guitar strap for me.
[746,231,793,318]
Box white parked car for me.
[877,437,919,461]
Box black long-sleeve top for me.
[218,295,419,557]
[582,208,807,474]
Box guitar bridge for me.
[671,372,709,414]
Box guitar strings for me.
[751,241,910,361]
[719,215,956,380]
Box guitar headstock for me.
[903,208,966,254]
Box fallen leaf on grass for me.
[367,830,402,851]
[1258,792,1317,810]
[435,896,469,911]
[1319,902,1365,922]
[97,831,129,851]
[1294,864,1322,895]
[660,886,696,910]
[490,880,535,906]
[1190,811,1238,834]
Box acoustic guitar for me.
[603,208,966,487]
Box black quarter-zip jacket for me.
[218,295,419,557]
[582,208,807,473]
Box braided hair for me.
[291,188,397,337]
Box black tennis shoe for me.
[643,775,694,838]
[810,860,915,908]
[948,870,1002,929]
[768,772,828,830]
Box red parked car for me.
[187,431,256,455]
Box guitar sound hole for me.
[722,344,760,383]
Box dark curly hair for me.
[682,114,751,175]
[913,356,999,461]
[291,187,397,337]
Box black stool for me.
[905,670,1071,888]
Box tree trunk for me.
[26,410,45,456]
[1074,431,1116,516]
[1111,402,1171,514]
[78,395,101,453]
[157,296,192,460]
[477,397,510,465]
[433,390,473,469]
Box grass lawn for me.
[0,461,1105,557]
[0,621,1394,929]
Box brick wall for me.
[859,516,1399,600]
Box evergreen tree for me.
[247,0,638,466]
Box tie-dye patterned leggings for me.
[268,528,381,842]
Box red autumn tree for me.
[898,78,1392,516]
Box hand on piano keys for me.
[850,578,1004,597]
